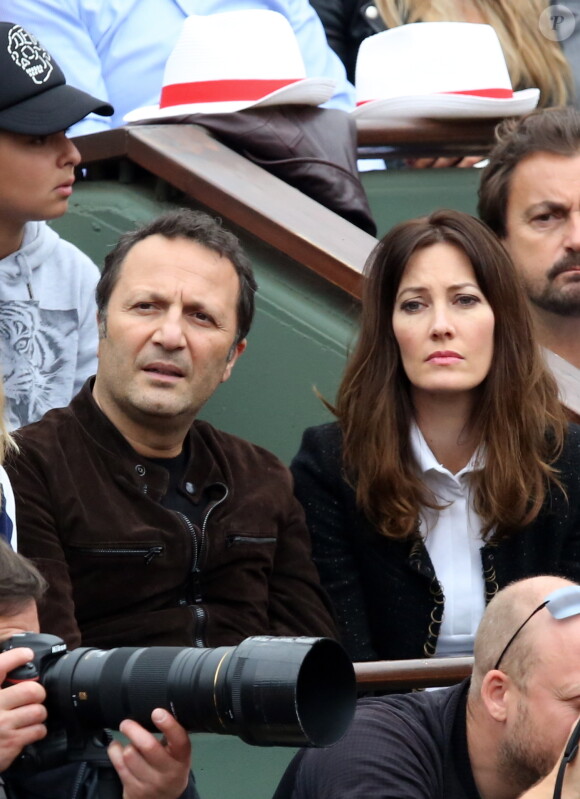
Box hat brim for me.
[0,83,113,135]
[351,88,540,120]
[123,78,336,123]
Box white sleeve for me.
[284,0,356,111]
[0,464,17,551]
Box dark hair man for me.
[479,106,580,422]
[275,574,580,799]
[0,539,196,799]
[6,209,336,650]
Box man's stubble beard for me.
[496,700,555,794]
[528,254,580,317]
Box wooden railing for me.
[354,656,473,692]
[356,117,498,160]
[74,124,376,299]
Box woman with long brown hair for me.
[291,209,580,662]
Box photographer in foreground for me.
[275,575,580,799]
[0,541,198,799]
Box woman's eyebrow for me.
[396,281,478,299]
[396,285,427,299]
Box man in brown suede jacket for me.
[6,209,336,650]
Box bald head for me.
[471,575,578,694]
[466,576,580,798]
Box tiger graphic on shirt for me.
[0,301,78,429]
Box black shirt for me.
[273,680,480,799]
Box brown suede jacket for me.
[7,381,337,650]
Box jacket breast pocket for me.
[225,535,277,548]
[216,532,278,575]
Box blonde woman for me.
[313,0,573,107]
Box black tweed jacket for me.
[291,421,580,662]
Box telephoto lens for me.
[42,635,356,747]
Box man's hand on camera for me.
[0,648,47,771]
[107,708,191,799]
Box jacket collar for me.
[70,378,226,502]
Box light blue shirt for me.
[2,0,356,136]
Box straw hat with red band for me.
[351,22,540,121]
[124,9,336,122]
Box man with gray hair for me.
[479,106,580,422]
[275,574,580,798]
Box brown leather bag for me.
[186,106,377,236]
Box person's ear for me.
[221,338,247,383]
[480,669,512,722]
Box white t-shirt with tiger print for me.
[0,221,99,430]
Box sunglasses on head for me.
[494,584,580,671]
[492,584,580,799]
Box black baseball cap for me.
[0,22,113,135]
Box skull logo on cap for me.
[8,25,53,85]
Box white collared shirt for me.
[410,424,486,656]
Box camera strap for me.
[553,716,580,799]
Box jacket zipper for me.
[199,485,228,565]
[177,485,228,648]
[177,511,198,568]
[75,545,164,564]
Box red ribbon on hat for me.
[445,88,513,98]
[160,78,301,108]
[356,87,514,106]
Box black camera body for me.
[1,631,355,772]
[3,632,67,684]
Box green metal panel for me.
[194,734,297,799]
[109,730,297,799]
[361,165,481,238]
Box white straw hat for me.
[351,22,540,120]
[124,9,336,122]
